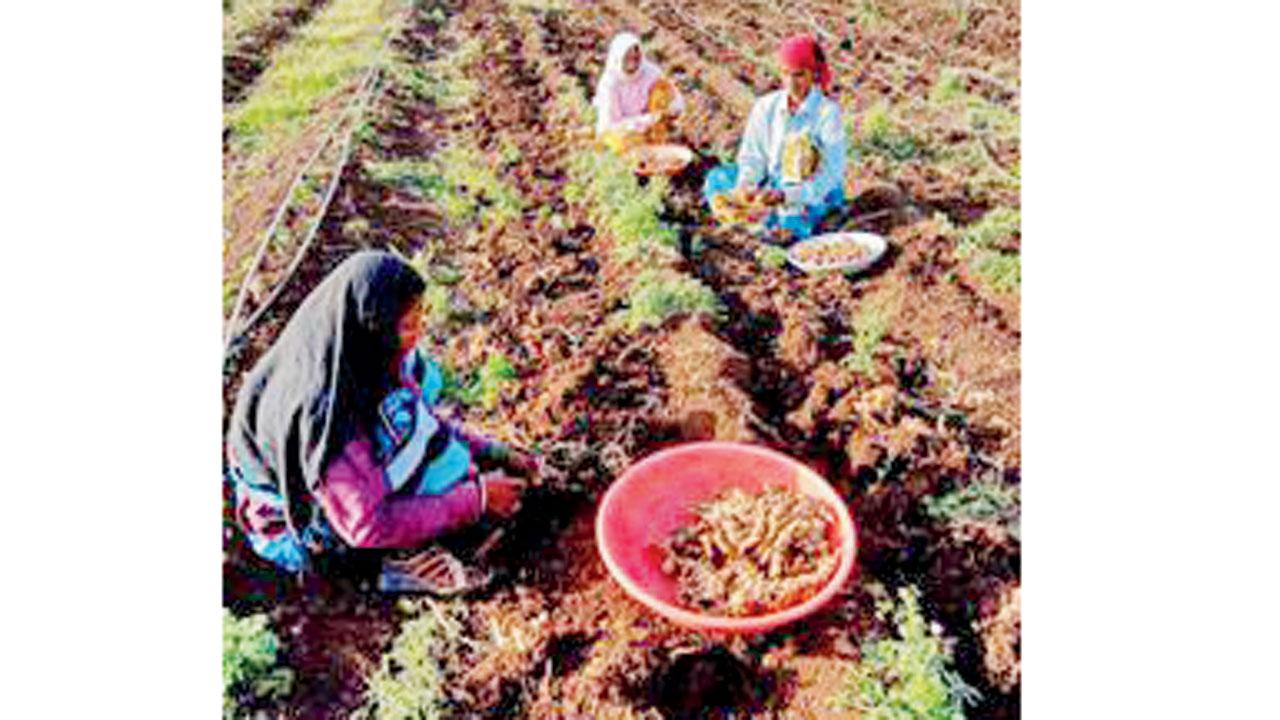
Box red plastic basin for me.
[595,442,858,634]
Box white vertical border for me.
[1,0,223,717]
[1028,0,1279,717]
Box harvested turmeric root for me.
[648,77,677,114]
[710,187,770,225]
[662,486,838,616]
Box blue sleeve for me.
[421,357,444,405]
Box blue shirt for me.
[735,88,847,209]
[374,349,471,496]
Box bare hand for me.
[480,472,525,519]
[507,449,538,474]
[508,451,566,487]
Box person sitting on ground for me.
[226,250,548,594]
[703,33,847,242]
[593,31,686,153]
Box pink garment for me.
[593,33,685,135]
[601,63,661,132]
[314,435,483,549]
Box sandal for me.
[378,545,493,596]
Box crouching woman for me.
[593,32,686,153]
[226,251,539,594]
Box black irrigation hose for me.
[223,0,424,358]
[223,67,386,357]
[222,33,399,358]
[223,80,361,345]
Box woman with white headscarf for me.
[593,32,686,152]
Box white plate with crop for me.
[627,144,695,176]
[787,231,888,274]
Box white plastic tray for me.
[787,231,888,274]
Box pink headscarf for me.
[777,34,833,93]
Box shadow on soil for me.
[641,646,782,720]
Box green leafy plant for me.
[565,139,679,265]
[357,600,469,720]
[404,250,460,327]
[428,264,462,286]
[223,609,293,720]
[443,354,517,410]
[972,251,1020,293]
[852,102,923,162]
[497,138,524,167]
[422,284,453,326]
[434,144,524,226]
[343,216,373,240]
[947,0,971,41]
[965,98,1019,144]
[227,0,402,151]
[925,479,1021,542]
[931,68,967,105]
[958,207,1019,256]
[756,245,790,270]
[366,159,446,199]
[850,0,888,33]
[843,293,895,375]
[367,144,523,227]
[926,75,1021,197]
[386,34,480,109]
[956,207,1020,293]
[618,269,723,332]
[503,0,570,11]
[833,586,979,719]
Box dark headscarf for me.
[228,251,426,514]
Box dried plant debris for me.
[662,487,839,616]
[977,582,1021,693]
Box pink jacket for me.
[313,435,483,549]
[595,61,686,134]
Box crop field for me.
[222,0,1021,717]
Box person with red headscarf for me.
[703,34,847,241]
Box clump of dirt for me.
[656,316,757,442]
[454,586,553,711]
[776,301,824,372]
[978,581,1021,693]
